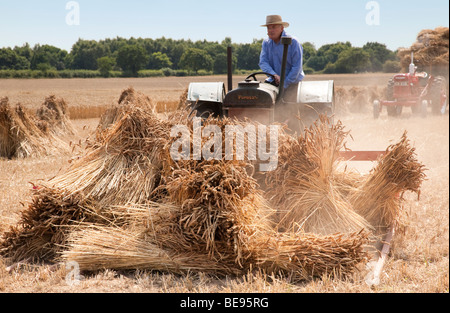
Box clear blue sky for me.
[0,0,448,52]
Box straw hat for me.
[261,15,289,28]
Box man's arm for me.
[284,40,304,88]
[259,40,278,80]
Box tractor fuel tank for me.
[187,82,226,103]
[288,80,335,120]
[296,80,334,108]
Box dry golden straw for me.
[265,115,372,235]
[0,187,101,262]
[36,95,75,136]
[0,89,426,282]
[62,225,238,275]
[348,132,426,233]
[398,27,449,70]
[48,105,171,207]
[0,97,68,158]
[97,87,155,134]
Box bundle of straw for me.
[98,87,155,134]
[158,159,273,266]
[176,88,189,110]
[348,132,426,233]
[0,186,102,262]
[156,117,261,257]
[250,230,369,280]
[398,27,449,71]
[36,95,75,136]
[62,225,240,275]
[48,105,171,207]
[58,200,245,274]
[265,115,372,235]
[0,97,67,158]
[64,202,241,275]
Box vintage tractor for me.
[185,37,334,132]
[373,53,448,119]
[184,37,389,165]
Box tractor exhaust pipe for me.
[409,52,416,75]
[277,36,292,101]
[227,46,233,92]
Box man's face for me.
[267,24,284,41]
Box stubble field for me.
[0,73,448,293]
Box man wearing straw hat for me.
[259,15,304,102]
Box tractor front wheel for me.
[387,105,402,117]
[373,100,380,119]
[420,100,428,118]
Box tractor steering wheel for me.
[245,72,276,83]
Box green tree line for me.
[0,37,401,78]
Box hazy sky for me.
[0,0,449,52]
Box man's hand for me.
[274,75,280,85]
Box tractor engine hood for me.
[223,81,278,108]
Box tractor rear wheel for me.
[411,102,420,115]
[190,101,223,119]
[430,76,447,115]
[385,79,402,117]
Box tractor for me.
[373,53,448,119]
[185,37,334,132]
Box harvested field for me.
[0,74,392,116]
[0,74,448,293]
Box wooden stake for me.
[365,223,395,286]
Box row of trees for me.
[0,37,401,77]
[303,41,400,73]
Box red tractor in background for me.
[373,53,448,118]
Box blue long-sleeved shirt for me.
[259,30,304,89]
